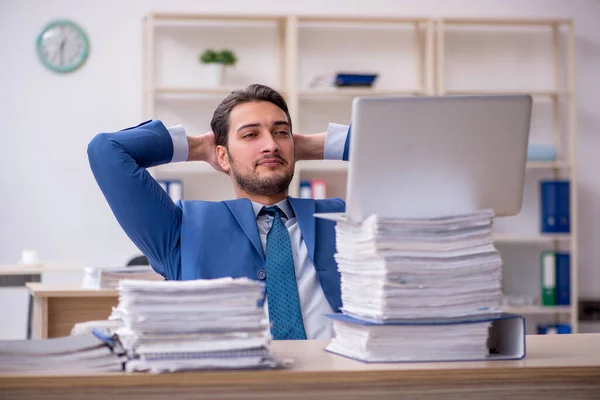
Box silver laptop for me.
[316,94,532,223]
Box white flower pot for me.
[204,63,225,87]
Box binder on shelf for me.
[158,179,183,203]
[540,180,570,233]
[298,180,327,199]
[537,323,572,334]
[555,252,571,306]
[334,73,378,87]
[541,251,556,306]
[556,181,570,232]
[311,180,327,199]
[299,180,312,199]
[325,313,525,363]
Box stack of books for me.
[326,210,524,362]
[111,277,278,373]
[0,331,125,373]
[82,266,164,289]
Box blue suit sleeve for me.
[342,124,351,161]
[87,120,181,280]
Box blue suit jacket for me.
[87,120,351,312]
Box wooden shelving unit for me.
[141,13,578,333]
[436,17,577,332]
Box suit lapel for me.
[224,199,264,260]
[288,197,316,264]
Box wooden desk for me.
[0,263,83,280]
[26,283,118,339]
[1,265,83,339]
[1,334,600,399]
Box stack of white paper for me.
[327,209,504,362]
[82,266,164,289]
[325,315,492,362]
[111,277,278,373]
[71,319,124,336]
[0,332,126,373]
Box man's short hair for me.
[210,84,292,148]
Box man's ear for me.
[216,145,231,172]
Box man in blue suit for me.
[88,84,350,340]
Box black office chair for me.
[126,255,149,266]
[125,254,166,281]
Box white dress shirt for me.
[166,122,350,339]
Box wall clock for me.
[36,19,89,73]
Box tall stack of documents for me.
[326,210,520,362]
[111,277,278,373]
[82,266,164,289]
[0,332,125,373]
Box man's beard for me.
[228,151,294,196]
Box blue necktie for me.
[262,206,307,340]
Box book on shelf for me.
[527,144,556,162]
[299,180,327,199]
[308,72,378,88]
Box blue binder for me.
[334,73,378,87]
[556,181,570,232]
[325,313,526,362]
[538,323,572,334]
[555,252,571,305]
[540,180,570,233]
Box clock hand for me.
[59,38,66,67]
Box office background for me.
[1,0,600,339]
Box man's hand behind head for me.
[188,132,229,175]
[293,132,327,162]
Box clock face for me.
[36,20,89,73]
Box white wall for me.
[1,0,599,338]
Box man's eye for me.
[276,131,289,135]
[243,133,257,139]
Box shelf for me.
[152,87,246,97]
[149,12,285,23]
[150,162,217,175]
[299,88,423,99]
[151,161,349,176]
[502,305,571,315]
[153,161,567,176]
[493,234,571,244]
[298,16,428,24]
[296,160,348,172]
[443,89,571,97]
[526,161,570,170]
[441,18,572,26]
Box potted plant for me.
[199,49,237,87]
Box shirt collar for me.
[251,198,294,220]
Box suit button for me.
[257,270,266,280]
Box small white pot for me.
[204,63,225,87]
